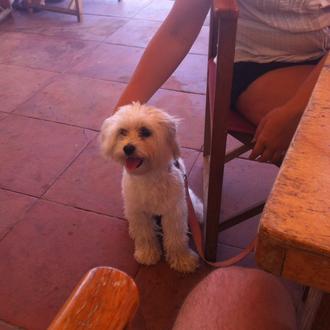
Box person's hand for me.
[249,106,302,163]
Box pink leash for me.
[184,175,256,267]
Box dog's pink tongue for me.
[125,158,142,171]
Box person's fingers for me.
[271,150,286,164]
[254,120,264,141]
[249,140,265,160]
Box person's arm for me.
[114,0,211,111]
[250,55,328,163]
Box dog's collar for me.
[168,159,182,173]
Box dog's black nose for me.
[123,144,136,156]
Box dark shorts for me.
[231,58,321,110]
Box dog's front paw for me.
[134,245,161,266]
[167,248,199,273]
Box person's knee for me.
[173,267,297,330]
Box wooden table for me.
[256,54,330,328]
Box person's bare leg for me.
[173,267,297,330]
[235,63,325,163]
[236,65,315,126]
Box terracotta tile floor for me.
[0,1,302,329]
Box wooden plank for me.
[48,267,139,330]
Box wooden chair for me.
[48,267,139,330]
[0,0,12,22]
[203,0,267,261]
[25,0,83,22]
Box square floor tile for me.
[45,138,200,217]
[190,26,209,55]
[163,53,207,94]
[219,159,278,246]
[1,11,70,35]
[2,11,116,40]
[186,136,245,200]
[14,74,125,130]
[83,0,152,17]
[44,137,124,217]
[70,43,207,94]
[0,200,138,330]
[0,115,96,196]
[0,32,99,72]
[187,153,278,249]
[70,43,143,81]
[0,64,55,113]
[28,13,128,42]
[48,14,126,42]
[150,89,205,150]
[0,189,37,240]
[106,19,161,47]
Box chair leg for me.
[74,0,82,22]
[203,86,211,157]
[204,213,219,261]
[204,150,227,261]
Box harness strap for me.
[184,175,256,267]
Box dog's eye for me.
[118,128,128,136]
[139,127,152,138]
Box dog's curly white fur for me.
[100,102,203,273]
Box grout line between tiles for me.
[5,111,100,132]
[39,136,97,199]
[0,196,39,243]
[187,150,202,177]
[1,184,128,226]
[0,186,128,226]
[1,32,105,75]
[0,60,62,75]
[55,67,206,96]
[9,72,60,113]
[217,240,258,251]
[40,196,128,222]
[0,186,39,199]
[2,28,111,44]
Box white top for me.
[235,0,330,63]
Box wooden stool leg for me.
[74,0,82,22]
[48,267,139,330]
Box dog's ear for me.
[161,114,181,159]
[99,116,117,158]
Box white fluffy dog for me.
[100,102,203,273]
